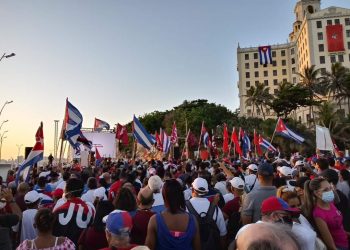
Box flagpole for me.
[197,121,204,159]
[270,118,279,144]
[181,129,190,160]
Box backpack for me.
[186,200,222,250]
[226,210,242,242]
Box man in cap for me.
[241,163,276,225]
[244,164,259,192]
[20,190,41,242]
[101,210,137,250]
[222,177,245,220]
[186,177,227,249]
[148,175,164,214]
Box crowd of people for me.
[0,151,350,250]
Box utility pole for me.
[54,120,59,159]
[16,144,23,166]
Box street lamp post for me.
[0,130,8,162]
[16,144,23,166]
[0,53,16,62]
[0,101,13,118]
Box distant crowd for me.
[0,151,350,250]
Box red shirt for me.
[130,209,155,245]
[222,197,240,216]
[79,227,108,250]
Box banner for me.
[316,125,334,151]
[326,25,345,52]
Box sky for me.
[1,0,350,160]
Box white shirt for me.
[81,189,96,204]
[152,193,164,207]
[292,214,317,250]
[183,188,192,201]
[56,180,66,190]
[214,181,228,196]
[223,193,234,203]
[188,197,227,236]
[20,209,38,242]
[244,174,259,192]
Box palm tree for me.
[245,86,258,117]
[334,70,350,112]
[297,65,321,124]
[314,101,340,130]
[245,82,272,119]
[320,62,349,109]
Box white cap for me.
[192,177,209,194]
[148,175,163,192]
[230,177,245,189]
[248,164,258,172]
[295,160,304,167]
[277,166,293,177]
[93,187,107,200]
[24,190,41,204]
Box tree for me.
[268,82,316,118]
[297,65,321,124]
[245,82,272,119]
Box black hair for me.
[92,200,114,232]
[65,178,84,197]
[62,171,70,181]
[113,187,137,211]
[37,176,47,188]
[327,158,335,167]
[87,177,98,190]
[162,179,186,214]
[156,166,165,179]
[316,158,329,171]
[340,169,350,187]
[320,169,339,185]
[35,208,55,233]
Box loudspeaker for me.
[174,146,180,160]
[25,147,33,160]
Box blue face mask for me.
[321,191,334,203]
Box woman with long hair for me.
[17,208,75,250]
[145,179,200,250]
[304,177,349,250]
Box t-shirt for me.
[99,245,137,250]
[223,193,234,203]
[130,209,155,245]
[20,209,38,242]
[244,174,259,192]
[313,203,348,248]
[53,198,95,245]
[241,186,276,223]
[78,227,108,250]
[292,214,317,250]
[222,197,241,217]
[81,190,96,204]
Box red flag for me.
[155,131,163,151]
[187,131,197,148]
[223,124,229,153]
[116,124,129,145]
[95,147,102,160]
[231,127,242,155]
[254,130,262,156]
[326,24,345,52]
[170,122,178,144]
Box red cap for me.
[261,196,301,216]
[51,188,64,199]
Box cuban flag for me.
[258,46,273,65]
[16,122,44,183]
[94,118,110,132]
[133,115,155,150]
[170,122,178,144]
[241,133,251,158]
[95,147,103,166]
[203,131,210,148]
[275,118,305,144]
[64,99,83,150]
[161,130,171,154]
[259,135,277,152]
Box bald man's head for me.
[137,187,154,208]
[236,223,300,250]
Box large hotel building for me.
[237,0,350,124]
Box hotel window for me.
[318,44,324,52]
[281,50,286,56]
[272,61,277,66]
[346,18,350,26]
[339,54,344,63]
[255,81,259,86]
[282,69,287,75]
[293,77,296,84]
[291,48,295,55]
[272,51,276,57]
[245,54,249,60]
[282,60,286,66]
[245,63,250,69]
[348,42,350,50]
[327,20,332,25]
[283,78,287,83]
[335,19,340,25]
[346,30,350,38]
[254,53,258,59]
[246,72,250,78]
[320,56,325,64]
[246,81,251,88]
[273,79,278,85]
[291,58,295,64]
[330,55,336,63]
[292,67,296,74]
[264,71,268,77]
[247,109,251,114]
[317,32,323,40]
[273,70,277,76]
[254,62,259,68]
[316,21,322,28]
[349,54,350,62]
[255,71,259,77]
[264,80,268,86]
[274,89,278,94]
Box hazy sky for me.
[1,0,350,160]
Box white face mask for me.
[0,201,6,209]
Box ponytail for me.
[303,177,326,219]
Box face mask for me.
[0,201,6,209]
[321,191,334,203]
[276,216,293,227]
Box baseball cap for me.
[261,196,300,216]
[148,175,163,192]
[104,210,133,236]
[192,177,209,194]
[248,164,258,172]
[230,177,245,189]
[277,166,293,177]
[258,163,274,176]
[24,190,41,204]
